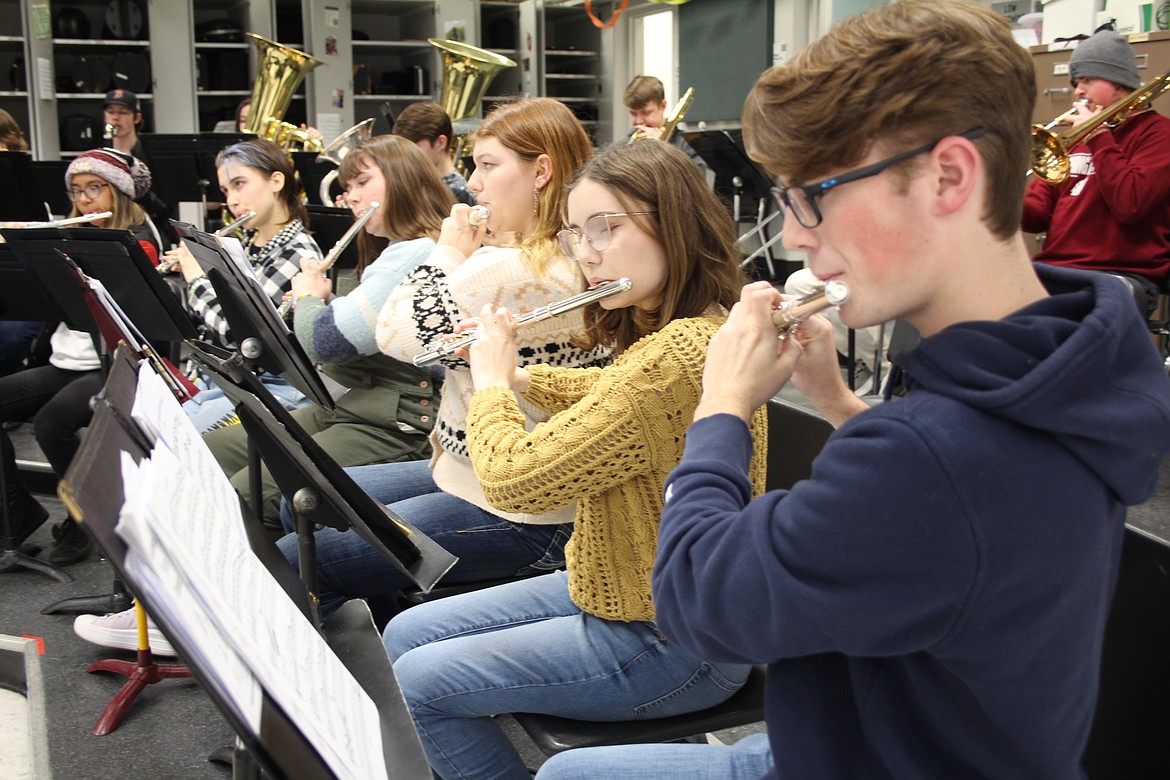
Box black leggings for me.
[0,365,102,490]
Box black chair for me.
[1082,525,1170,778]
[513,398,835,756]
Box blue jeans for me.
[182,373,309,434]
[384,571,752,780]
[535,732,773,780]
[276,460,572,619]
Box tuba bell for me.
[429,39,517,172]
[1030,68,1170,184]
[315,118,377,204]
[243,33,326,153]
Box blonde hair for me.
[475,98,593,273]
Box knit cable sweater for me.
[376,242,610,525]
[467,317,768,622]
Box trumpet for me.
[157,211,256,273]
[413,277,632,366]
[773,281,850,338]
[276,203,380,317]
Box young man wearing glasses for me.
[535,2,1170,779]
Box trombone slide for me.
[413,277,632,366]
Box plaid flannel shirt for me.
[187,219,322,345]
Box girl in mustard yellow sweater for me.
[384,141,769,780]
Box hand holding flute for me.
[277,203,380,317]
[157,211,256,274]
[413,278,633,367]
[696,280,851,422]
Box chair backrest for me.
[765,399,835,492]
[1081,525,1170,777]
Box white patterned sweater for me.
[376,243,611,525]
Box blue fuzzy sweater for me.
[654,264,1170,779]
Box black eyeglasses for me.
[771,127,988,229]
[66,183,111,201]
[557,212,656,260]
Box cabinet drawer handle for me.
[1044,86,1072,95]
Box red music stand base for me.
[87,649,191,735]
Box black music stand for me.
[291,152,341,207]
[1,226,198,603]
[172,221,334,409]
[59,347,432,778]
[306,204,361,273]
[682,130,784,279]
[186,340,457,626]
[0,245,93,583]
[0,151,53,222]
[29,160,72,219]
[138,133,250,214]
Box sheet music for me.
[130,367,247,539]
[85,275,145,353]
[116,453,264,732]
[117,371,390,780]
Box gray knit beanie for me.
[1068,30,1140,90]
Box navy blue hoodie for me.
[655,264,1170,779]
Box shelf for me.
[546,73,597,80]
[53,38,150,47]
[194,41,249,50]
[0,91,29,97]
[0,35,24,43]
[55,92,155,99]
[197,90,252,97]
[354,39,432,49]
[545,49,597,57]
[355,93,433,101]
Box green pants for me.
[202,385,433,530]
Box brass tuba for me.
[1030,68,1170,184]
[429,39,517,170]
[315,118,377,204]
[243,33,326,153]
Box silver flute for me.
[467,204,489,228]
[13,211,113,229]
[276,203,380,317]
[157,211,256,273]
[316,201,379,274]
[773,280,849,337]
[413,277,633,366]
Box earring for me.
[533,187,540,216]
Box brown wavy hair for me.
[475,97,593,273]
[567,142,745,353]
[0,109,28,152]
[742,0,1034,241]
[337,134,455,276]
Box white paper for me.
[115,380,389,780]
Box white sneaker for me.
[73,607,177,657]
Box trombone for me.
[1030,69,1170,184]
[628,87,695,144]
